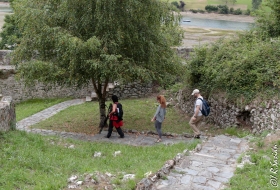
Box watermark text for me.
[270,144,278,187]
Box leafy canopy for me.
[12,0,184,89]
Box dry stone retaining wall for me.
[0,49,153,102]
[0,95,16,131]
[176,87,280,133]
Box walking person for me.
[189,89,204,139]
[151,95,166,142]
[106,95,124,138]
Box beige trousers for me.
[189,116,203,136]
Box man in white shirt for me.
[189,89,203,139]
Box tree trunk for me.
[98,97,107,129]
[91,78,109,130]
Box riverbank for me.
[179,11,255,23]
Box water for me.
[180,16,254,30]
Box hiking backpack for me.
[116,103,123,120]
[198,98,210,116]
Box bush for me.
[244,9,251,15]
[229,7,234,14]
[189,9,198,13]
[205,5,218,12]
[186,31,280,102]
[171,1,179,9]
[233,8,242,15]
[217,5,229,14]
[197,9,205,13]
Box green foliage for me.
[187,31,280,103]
[233,8,243,15]
[171,1,180,9]
[0,14,21,49]
[217,5,229,14]
[205,5,218,12]
[255,0,280,37]
[244,9,251,15]
[11,0,184,91]
[252,0,262,10]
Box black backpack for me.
[116,103,123,120]
[198,98,210,116]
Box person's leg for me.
[116,127,124,138]
[189,116,203,136]
[155,120,162,140]
[106,120,114,138]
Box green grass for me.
[16,98,71,121]
[0,130,199,189]
[30,98,193,135]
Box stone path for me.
[16,99,249,189]
[152,135,249,190]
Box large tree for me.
[12,0,184,129]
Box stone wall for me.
[0,95,16,131]
[0,50,154,102]
[176,87,280,133]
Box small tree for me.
[252,0,262,10]
[12,0,184,129]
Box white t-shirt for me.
[194,96,203,116]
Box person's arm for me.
[151,105,160,122]
[109,103,117,116]
[193,105,200,118]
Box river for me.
[180,16,255,30]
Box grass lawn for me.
[30,97,193,135]
[0,130,199,189]
[16,98,71,121]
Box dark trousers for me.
[106,120,124,138]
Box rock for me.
[94,152,102,157]
[76,181,83,185]
[68,175,78,183]
[123,174,135,181]
[194,144,202,152]
[114,151,121,157]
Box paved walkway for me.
[152,135,249,190]
[16,99,249,189]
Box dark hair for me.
[112,95,118,103]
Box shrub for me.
[171,1,179,9]
[217,5,229,14]
[189,9,198,13]
[197,9,205,13]
[229,7,234,14]
[244,9,251,15]
[186,31,280,103]
[205,5,218,12]
[233,8,242,15]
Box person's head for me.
[157,95,166,108]
[191,89,200,98]
[112,95,118,103]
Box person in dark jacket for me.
[106,95,124,138]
